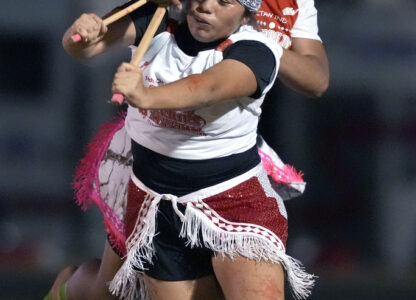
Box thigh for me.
[95,240,124,285]
[144,274,225,300]
[212,255,285,300]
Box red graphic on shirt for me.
[139,109,207,136]
[139,61,149,69]
[256,0,299,48]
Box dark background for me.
[0,0,415,299]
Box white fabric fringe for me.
[109,193,160,300]
[261,29,292,49]
[110,197,315,300]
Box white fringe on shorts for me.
[109,194,315,300]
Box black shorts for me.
[110,200,214,281]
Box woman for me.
[46,0,314,299]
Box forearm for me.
[137,74,221,110]
[122,59,257,110]
[278,40,329,98]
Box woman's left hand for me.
[112,62,149,108]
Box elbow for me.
[306,58,330,98]
[312,80,329,98]
[308,75,329,99]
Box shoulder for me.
[228,25,283,59]
[295,0,319,19]
[222,26,282,97]
[291,0,321,41]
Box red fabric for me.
[137,109,207,135]
[257,0,299,35]
[203,177,288,246]
[125,180,148,239]
[125,176,288,250]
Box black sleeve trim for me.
[119,1,168,46]
[223,40,276,98]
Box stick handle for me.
[111,6,167,104]
[71,0,148,42]
[131,6,167,65]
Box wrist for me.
[130,86,152,109]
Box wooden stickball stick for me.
[71,0,148,42]
[111,6,167,104]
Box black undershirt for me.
[132,141,260,196]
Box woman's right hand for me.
[65,13,108,45]
[62,13,110,59]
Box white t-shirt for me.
[125,25,282,160]
[291,0,321,40]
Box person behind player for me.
[45,0,328,299]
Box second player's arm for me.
[278,38,329,98]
